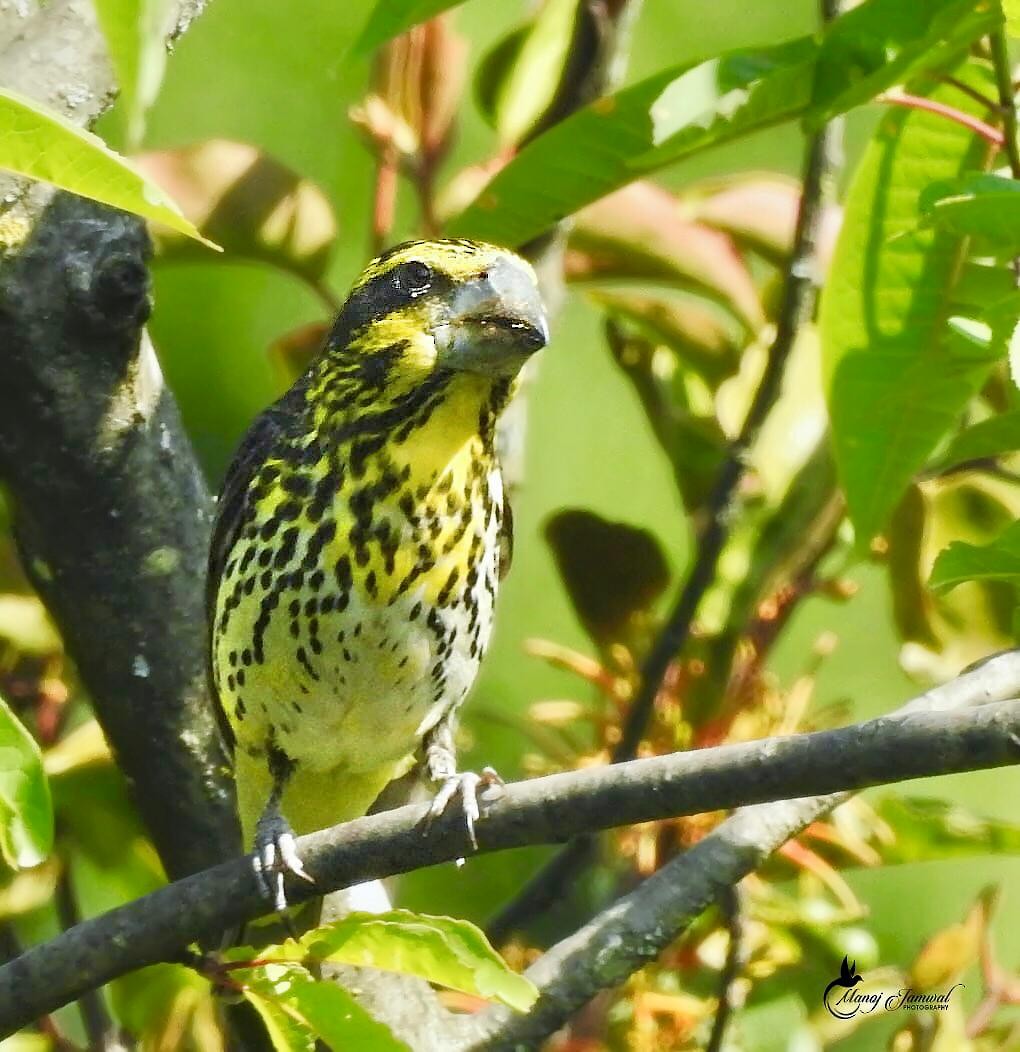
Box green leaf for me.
[545,510,671,644]
[255,910,537,1012]
[137,141,336,281]
[923,173,1020,256]
[92,0,173,148]
[876,796,1020,863]
[282,975,408,1050]
[1004,0,1020,37]
[935,410,1020,470]
[929,518,1020,594]
[807,0,1001,128]
[820,64,999,544]
[0,693,53,869]
[0,89,217,249]
[449,36,818,246]
[494,0,579,144]
[352,0,468,57]
[243,988,315,1052]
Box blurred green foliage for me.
[3,0,1020,1048]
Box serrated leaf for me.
[0,693,52,869]
[569,182,763,330]
[935,411,1020,471]
[254,911,537,1013]
[352,0,468,57]
[820,64,999,544]
[876,796,1020,864]
[923,173,1020,256]
[92,0,173,148]
[0,89,217,249]
[807,0,1000,129]
[494,0,579,145]
[136,141,336,280]
[545,510,671,644]
[449,36,818,246]
[929,518,1020,594]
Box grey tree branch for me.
[0,651,1018,1036]
[460,651,1020,1049]
[0,1,237,882]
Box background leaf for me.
[545,510,671,646]
[353,0,468,57]
[807,0,1001,128]
[929,518,1020,594]
[876,797,1020,864]
[0,89,216,248]
[0,694,53,870]
[819,64,999,544]
[933,410,1020,471]
[449,37,818,246]
[92,0,174,147]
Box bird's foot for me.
[253,803,315,912]
[427,766,505,850]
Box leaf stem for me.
[876,91,1004,147]
[989,29,1020,288]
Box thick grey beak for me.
[438,255,549,376]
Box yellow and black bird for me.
[207,239,548,909]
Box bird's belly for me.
[217,577,494,775]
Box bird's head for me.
[324,239,549,393]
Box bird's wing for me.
[206,386,304,752]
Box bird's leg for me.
[424,717,504,850]
[252,743,315,912]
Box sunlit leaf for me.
[0,596,61,658]
[569,182,763,330]
[545,509,671,644]
[934,411,1020,471]
[137,141,336,282]
[0,88,216,248]
[244,987,314,1052]
[92,0,174,147]
[251,911,537,1013]
[352,0,468,57]
[283,975,408,1050]
[0,693,53,869]
[876,796,1020,864]
[929,518,1020,594]
[820,64,998,543]
[807,0,1000,128]
[1006,0,1020,36]
[494,0,579,144]
[923,173,1020,257]
[449,36,818,246]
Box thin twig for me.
[939,73,1000,112]
[704,884,745,1052]
[55,868,116,1051]
[990,29,1020,288]
[487,0,843,939]
[0,659,1019,1036]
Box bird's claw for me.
[427,766,504,850]
[252,813,315,913]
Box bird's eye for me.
[399,261,433,294]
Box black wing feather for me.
[205,384,307,752]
